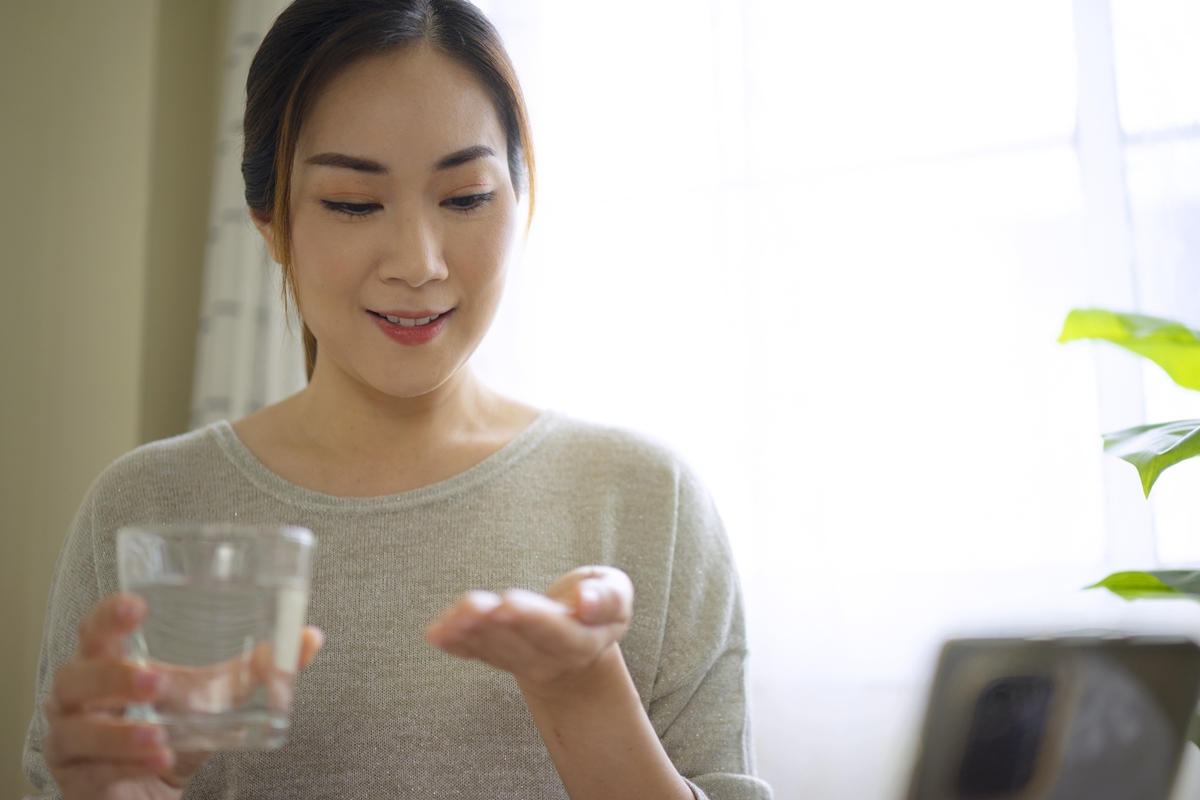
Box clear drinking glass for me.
[117,524,315,750]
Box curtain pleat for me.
[190,0,301,431]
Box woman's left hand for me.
[424,566,633,698]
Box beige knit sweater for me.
[24,411,771,799]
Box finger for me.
[54,760,179,793]
[544,567,594,605]
[496,592,595,647]
[425,591,502,645]
[77,594,145,660]
[439,621,546,669]
[443,610,606,684]
[544,566,634,625]
[50,659,165,715]
[161,750,213,787]
[573,570,633,625]
[461,590,503,619]
[547,568,638,623]
[297,626,325,671]
[252,637,275,672]
[426,591,557,658]
[434,597,560,661]
[489,590,600,659]
[44,717,172,770]
[492,589,571,624]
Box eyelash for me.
[321,201,380,218]
[320,193,494,219]
[441,192,494,213]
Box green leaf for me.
[1059,309,1200,391]
[1152,571,1200,595]
[1089,571,1186,601]
[1103,419,1200,496]
[1089,570,1200,603]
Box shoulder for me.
[536,412,698,482]
[93,424,225,488]
[80,423,237,521]
[528,412,719,528]
[53,424,240,599]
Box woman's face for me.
[277,45,519,399]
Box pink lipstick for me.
[369,309,451,346]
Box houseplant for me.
[1059,308,1200,601]
[1061,308,1200,746]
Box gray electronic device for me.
[905,636,1200,800]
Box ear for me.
[250,208,283,264]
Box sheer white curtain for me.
[1112,0,1200,565]
[190,0,301,430]
[478,1,1200,797]
[191,1,1200,797]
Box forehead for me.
[297,44,506,164]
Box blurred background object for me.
[3,0,1199,797]
[1,1,230,796]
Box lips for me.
[368,309,451,346]
[380,312,441,327]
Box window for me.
[470,1,1200,795]
[195,2,1200,795]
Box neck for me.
[231,348,539,496]
[289,358,493,459]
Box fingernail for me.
[134,670,164,694]
[467,591,501,612]
[146,749,174,771]
[133,726,165,747]
[579,586,599,616]
[116,597,140,623]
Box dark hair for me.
[242,0,536,379]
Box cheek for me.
[289,215,372,303]
[450,213,518,300]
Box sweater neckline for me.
[207,409,561,512]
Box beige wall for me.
[0,0,226,794]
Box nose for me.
[377,206,449,287]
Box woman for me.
[24,2,769,798]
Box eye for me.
[441,192,494,213]
[321,200,381,217]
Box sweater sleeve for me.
[647,465,773,800]
[23,481,107,800]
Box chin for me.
[364,362,463,400]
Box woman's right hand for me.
[43,592,325,799]
[42,593,192,799]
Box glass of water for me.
[117,524,315,751]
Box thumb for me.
[297,626,325,671]
[573,568,633,626]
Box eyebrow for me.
[304,145,497,175]
[434,145,497,170]
[305,152,388,174]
